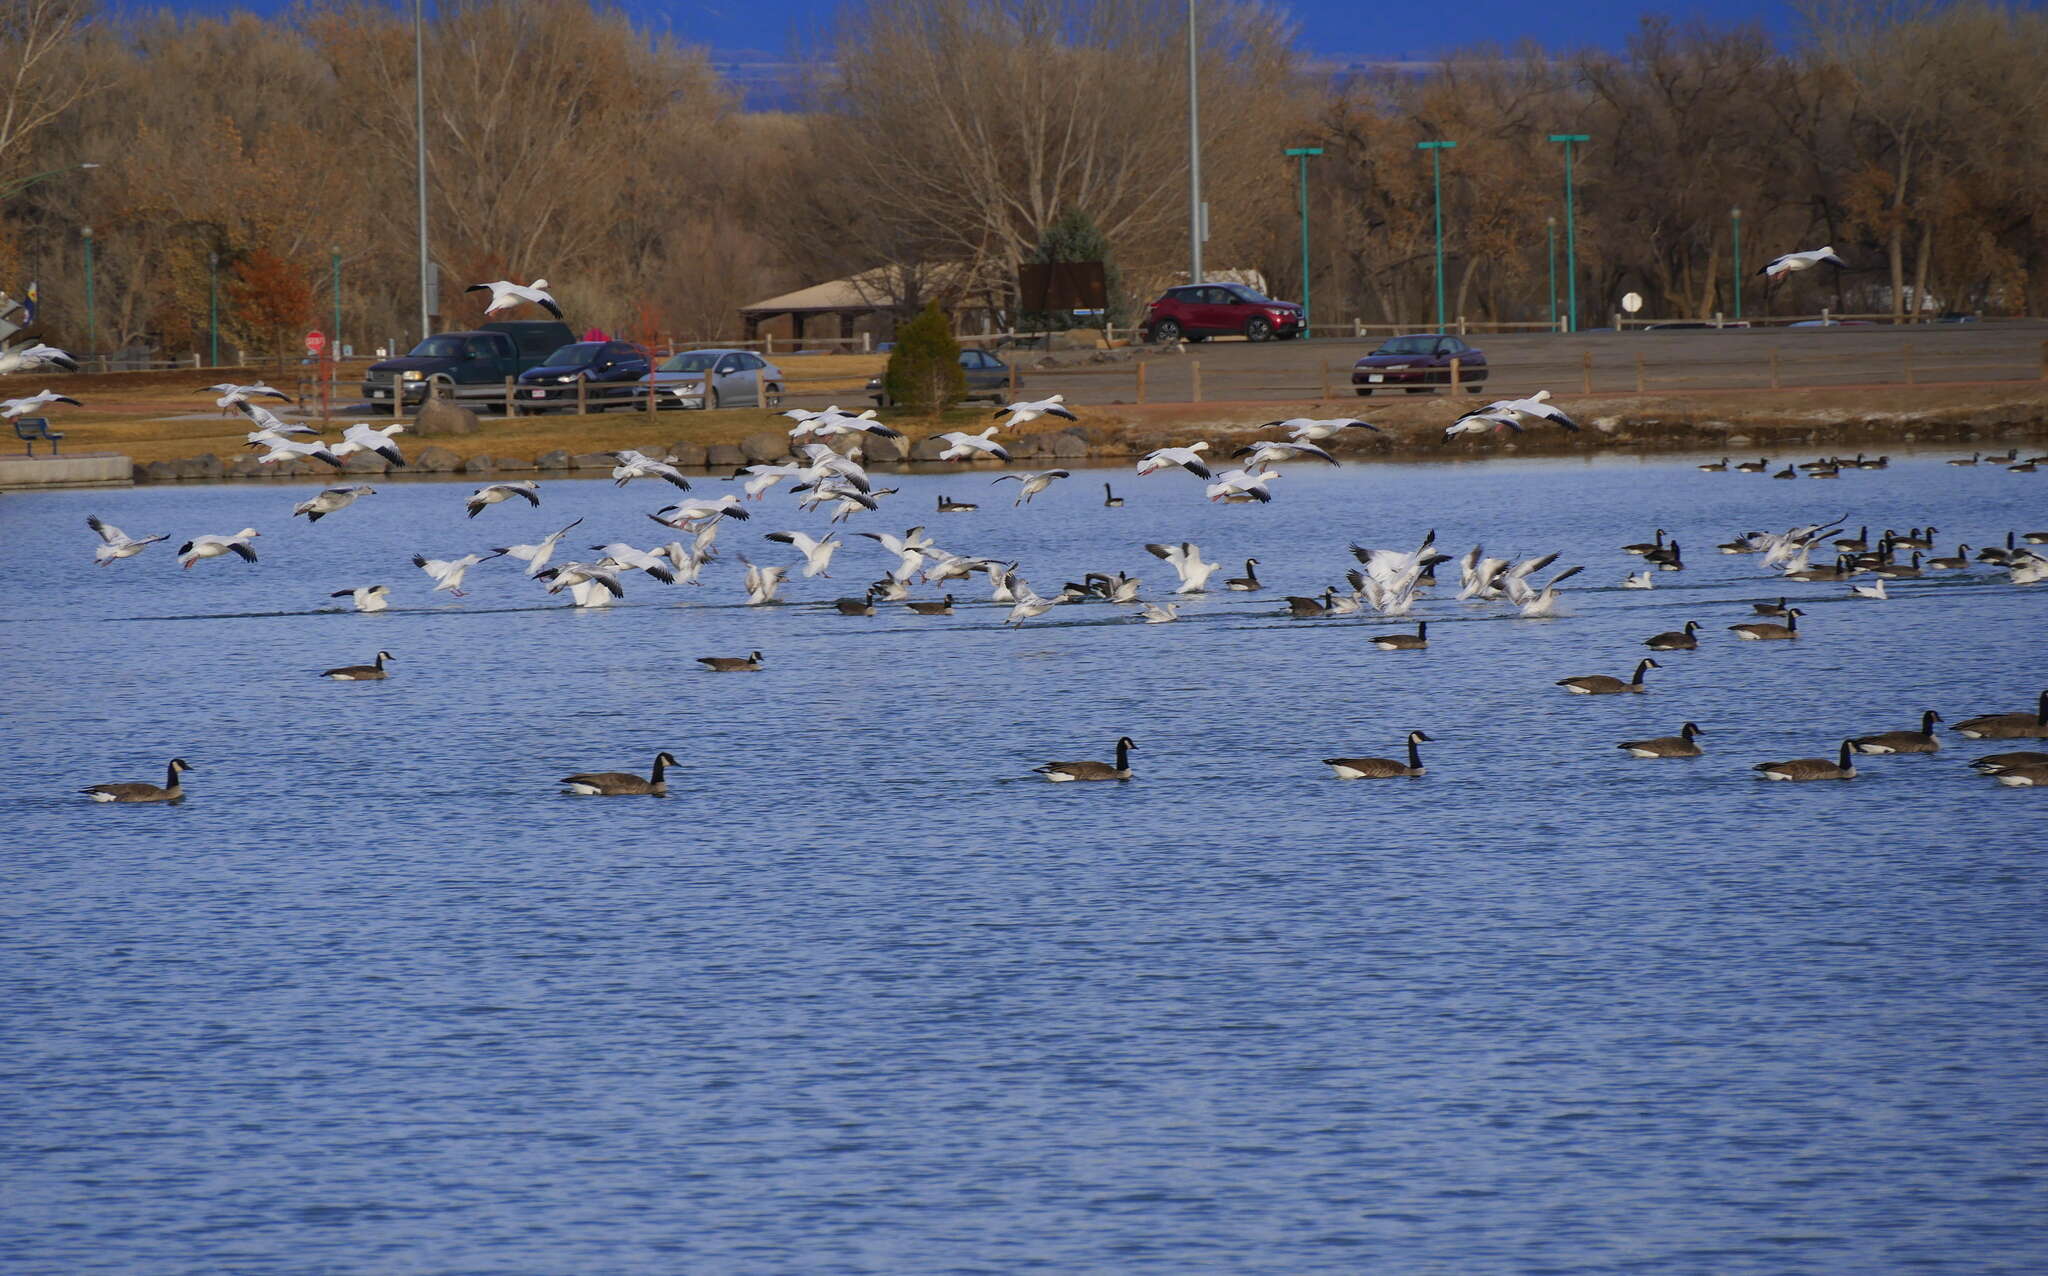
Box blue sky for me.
[142,0,1806,64]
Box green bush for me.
[884,300,966,415]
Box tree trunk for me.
[1888,136,1911,322]
[1911,216,1934,323]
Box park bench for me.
[14,416,62,455]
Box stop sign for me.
[305,330,326,355]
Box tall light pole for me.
[81,225,95,353]
[208,251,220,366]
[1547,216,1558,331]
[415,0,431,342]
[0,160,100,202]
[1186,0,1202,285]
[1730,207,1743,321]
[1415,140,1455,332]
[1547,133,1589,333]
[331,245,343,352]
[1285,146,1322,336]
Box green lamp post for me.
[1731,207,1743,321]
[1547,133,1589,333]
[1415,140,1456,331]
[1284,146,1322,337]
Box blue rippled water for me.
[3,452,2045,1273]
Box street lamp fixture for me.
[1284,146,1322,337]
[1547,134,1589,333]
[0,160,99,202]
[1547,216,1558,331]
[1730,207,1742,321]
[82,225,95,354]
[208,251,220,367]
[1186,0,1202,286]
[1416,140,1456,332]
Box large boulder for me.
[339,451,390,475]
[140,459,179,482]
[909,435,953,462]
[1044,432,1090,459]
[863,431,910,463]
[1049,328,1101,351]
[413,398,481,436]
[570,452,615,470]
[175,453,225,480]
[740,432,791,464]
[535,449,572,471]
[413,445,463,472]
[705,443,746,469]
[226,454,268,479]
[1009,434,1049,459]
[461,454,506,474]
[664,441,710,468]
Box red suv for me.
[1142,283,1304,343]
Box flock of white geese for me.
[51,382,2048,799]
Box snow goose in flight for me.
[465,480,540,517]
[251,435,346,469]
[333,422,408,467]
[765,530,842,578]
[204,381,292,412]
[1232,439,1339,469]
[652,495,751,527]
[493,518,583,578]
[1454,390,1580,435]
[2,388,83,418]
[792,480,880,522]
[1004,578,1066,626]
[923,549,991,585]
[1759,246,1848,281]
[795,442,872,492]
[0,343,78,375]
[589,544,680,584]
[734,462,802,500]
[234,400,313,445]
[1145,541,1221,594]
[537,561,625,599]
[858,528,929,581]
[740,556,787,605]
[86,515,169,565]
[1265,417,1380,443]
[329,584,391,613]
[412,550,501,596]
[466,278,562,318]
[936,426,1011,462]
[992,469,1071,506]
[994,394,1077,428]
[1499,553,1563,606]
[1136,442,1213,479]
[1136,602,1180,623]
[1204,468,1280,502]
[802,410,901,441]
[293,485,377,522]
[178,528,260,569]
[610,450,692,490]
[1516,564,1583,617]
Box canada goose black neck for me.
[1681,722,1703,740]
[1631,659,1655,685]
[1115,737,1135,771]
[165,758,190,791]
[1406,733,1425,768]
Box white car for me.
[645,349,783,409]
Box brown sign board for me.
[1018,261,1108,311]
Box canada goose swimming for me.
[81,757,192,803]
[1371,621,1427,650]
[1948,452,1981,466]
[321,650,394,681]
[936,495,979,513]
[1558,657,1659,696]
[1284,589,1336,618]
[1972,750,2048,773]
[330,584,392,613]
[1324,730,1432,778]
[1893,526,1936,549]
[1783,556,1852,581]
[1730,608,1803,640]
[1646,539,1685,570]
[1753,740,1857,781]
[1874,552,1922,579]
[1697,457,1729,471]
[1833,526,1869,552]
[1927,545,1972,570]
[1623,570,1655,589]
[1850,579,1888,600]
[560,751,679,796]
[1734,457,1770,472]
[1226,558,1263,591]
[1772,466,1798,479]
[1621,528,1667,555]
[2025,531,2048,544]
[2012,462,2039,472]
[1618,721,1705,758]
[834,588,880,616]
[1645,620,1702,650]
[1851,710,1942,754]
[1752,598,1791,617]
[697,651,763,672]
[1989,763,2048,787]
[1858,455,1889,468]
[1102,483,1124,507]
[1952,690,2048,739]
[1035,736,1135,782]
[905,595,955,615]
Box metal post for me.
[82,226,96,354]
[1416,141,1455,331]
[207,251,220,367]
[414,0,431,344]
[1186,0,1202,285]
[1548,134,1589,333]
[331,246,342,354]
[1546,217,1557,331]
[1730,207,1743,320]
[1285,146,1322,336]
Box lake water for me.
[4,453,2045,1274]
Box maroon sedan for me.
[1352,334,1488,394]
